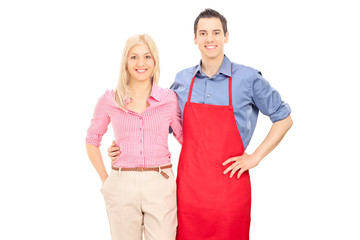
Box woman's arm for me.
[86,143,108,184]
[170,91,183,144]
[85,91,112,183]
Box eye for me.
[145,55,152,59]
[130,56,136,59]
[200,32,206,36]
[214,31,220,35]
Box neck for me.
[129,79,152,99]
[201,54,225,77]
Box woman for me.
[85,34,182,240]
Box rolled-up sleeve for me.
[251,72,291,123]
[85,91,111,147]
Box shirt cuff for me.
[269,103,292,123]
[85,133,102,147]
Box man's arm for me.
[108,140,121,164]
[223,115,293,178]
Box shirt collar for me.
[149,84,161,102]
[218,55,232,77]
[125,84,161,105]
[195,55,232,78]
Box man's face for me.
[194,17,229,60]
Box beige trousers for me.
[101,167,177,240]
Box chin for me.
[203,53,221,59]
[136,77,152,82]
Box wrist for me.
[252,151,264,163]
[100,173,108,183]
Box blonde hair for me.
[115,34,160,110]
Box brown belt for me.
[111,164,172,179]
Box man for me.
[108,9,292,240]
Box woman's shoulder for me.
[153,85,177,102]
[96,89,116,105]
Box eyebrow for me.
[198,29,222,32]
[129,52,151,55]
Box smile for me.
[205,45,217,49]
[135,69,147,73]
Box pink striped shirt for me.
[86,85,183,168]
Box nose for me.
[137,57,145,67]
[206,33,214,42]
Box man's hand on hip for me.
[222,153,261,179]
[108,140,121,164]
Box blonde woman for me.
[85,34,182,240]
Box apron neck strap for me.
[187,73,196,103]
[187,63,233,107]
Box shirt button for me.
[207,94,210,98]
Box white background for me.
[1,0,359,239]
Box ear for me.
[224,31,229,43]
[194,34,198,44]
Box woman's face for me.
[127,43,155,83]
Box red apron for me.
[176,64,251,240]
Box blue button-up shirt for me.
[170,55,291,149]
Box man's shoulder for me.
[232,62,260,75]
[175,65,198,78]
[229,62,263,86]
[171,65,198,89]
